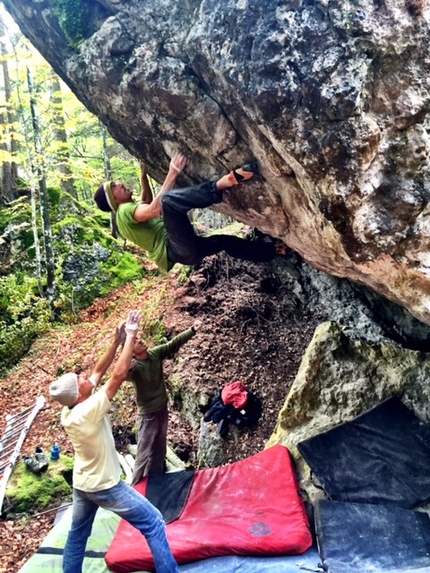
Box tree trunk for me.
[0,19,18,203]
[30,180,44,297]
[101,122,119,238]
[49,72,77,198]
[27,66,55,298]
[0,93,10,205]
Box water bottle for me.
[50,444,61,461]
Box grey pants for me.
[131,405,168,486]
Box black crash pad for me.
[314,499,430,573]
[146,469,195,524]
[297,397,430,507]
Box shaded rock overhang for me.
[4,0,430,324]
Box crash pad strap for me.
[36,548,106,558]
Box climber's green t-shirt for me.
[116,203,173,272]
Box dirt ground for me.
[0,252,322,572]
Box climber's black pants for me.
[162,181,276,266]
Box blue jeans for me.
[63,481,179,573]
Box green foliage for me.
[92,211,112,228]
[175,264,194,284]
[110,155,142,190]
[15,178,29,194]
[0,196,33,255]
[50,200,144,320]
[47,186,63,211]
[54,248,143,320]
[6,456,73,515]
[0,275,52,373]
[0,37,159,373]
[103,252,144,291]
[146,319,167,345]
[52,0,90,47]
[0,188,144,369]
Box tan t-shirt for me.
[61,390,121,492]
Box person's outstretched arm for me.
[139,160,153,204]
[104,310,141,400]
[89,322,126,387]
[155,320,202,360]
[132,152,187,223]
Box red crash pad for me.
[105,445,312,572]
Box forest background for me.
[0,8,312,569]
[0,5,159,376]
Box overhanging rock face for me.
[5,0,430,323]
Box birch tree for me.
[101,121,120,238]
[0,16,18,203]
[27,66,55,297]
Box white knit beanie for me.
[49,373,79,407]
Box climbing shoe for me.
[23,447,49,474]
[227,162,258,186]
[34,446,49,471]
[273,239,288,256]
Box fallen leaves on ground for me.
[0,253,322,572]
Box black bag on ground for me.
[204,386,262,437]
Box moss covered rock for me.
[0,186,145,371]
[5,455,74,516]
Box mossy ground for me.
[0,187,145,372]
[5,455,73,516]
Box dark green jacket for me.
[126,328,195,414]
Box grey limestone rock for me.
[267,320,430,507]
[4,0,430,324]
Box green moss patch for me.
[5,455,74,516]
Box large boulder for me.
[5,0,430,323]
[266,320,430,507]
